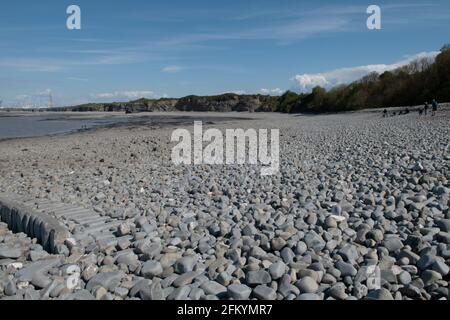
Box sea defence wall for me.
[0,193,70,253]
[0,193,125,255]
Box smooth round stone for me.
[4,281,17,296]
[417,252,437,270]
[436,219,450,232]
[167,286,191,300]
[246,270,271,285]
[174,256,196,274]
[280,247,295,264]
[303,232,326,252]
[352,283,368,299]
[325,216,338,229]
[383,237,403,253]
[335,261,357,277]
[327,283,348,300]
[118,223,131,236]
[82,265,98,282]
[296,293,321,300]
[271,238,287,251]
[0,248,23,259]
[114,287,129,298]
[269,261,286,280]
[306,213,318,225]
[331,205,342,216]
[322,273,337,285]
[227,284,252,300]
[295,241,307,255]
[93,286,108,300]
[366,288,394,300]
[298,269,319,282]
[296,276,319,294]
[200,281,227,297]
[432,258,450,276]
[173,271,199,287]
[31,274,52,289]
[421,270,442,286]
[398,271,412,285]
[253,285,276,300]
[367,229,384,242]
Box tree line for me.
[277,44,450,114]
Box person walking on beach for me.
[383,109,388,118]
[424,102,429,115]
[432,99,439,116]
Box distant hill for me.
[53,98,178,113]
[58,94,278,113]
[175,94,278,112]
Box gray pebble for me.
[227,284,252,300]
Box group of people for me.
[382,107,410,117]
[419,99,439,116]
[382,99,440,118]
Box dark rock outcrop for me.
[174,94,278,112]
[57,94,279,113]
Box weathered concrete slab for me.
[0,194,70,253]
[0,193,124,254]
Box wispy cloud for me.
[67,77,89,82]
[91,91,157,100]
[293,51,440,93]
[220,90,247,95]
[0,59,65,72]
[0,55,144,73]
[151,17,351,47]
[162,65,184,73]
[7,89,54,108]
[260,88,284,95]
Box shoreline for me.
[0,112,259,142]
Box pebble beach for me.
[0,108,449,300]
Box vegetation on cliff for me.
[279,44,450,113]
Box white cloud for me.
[162,65,183,73]
[220,90,246,95]
[92,91,157,100]
[293,51,440,93]
[6,89,55,108]
[260,88,285,95]
[67,77,89,82]
[95,93,115,98]
[293,75,329,92]
[0,51,145,73]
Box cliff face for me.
[60,94,278,113]
[61,98,178,112]
[127,98,178,112]
[174,94,278,112]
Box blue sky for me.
[0,0,449,107]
